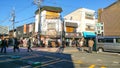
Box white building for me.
[64,8,96,38]
[35,6,62,39]
[0,25,9,34]
[95,22,104,36]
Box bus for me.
[96,36,120,53]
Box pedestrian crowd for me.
[67,37,94,53]
[0,36,95,54]
[0,36,33,54]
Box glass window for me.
[97,27,100,30]
[98,38,104,43]
[104,38,113,43]
[85,13,94,19]
[98,31,100,34]
[101,26,103,30]
[116,38,120,43]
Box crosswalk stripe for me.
[89,64,107,68]
[89,64,95,68]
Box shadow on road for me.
[0,48,75,68]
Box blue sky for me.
[0,0,117,29]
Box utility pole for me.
[10,8,15,37]
[60,16,65,48]
[33,0,43,46]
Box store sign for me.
[23,24,27,34]
[65,33,81,38]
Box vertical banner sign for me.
[24,24,27,34]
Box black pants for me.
[14,46,20,52]
[27,46,32,52]
[1,46,6,53]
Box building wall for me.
[0,25,9,34]
[35,14,39,33]
[64,8,96,34]
[35,9,62,38]
[16,26,24,39]
[101,1,120,36]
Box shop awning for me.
[66,22,78,28]
[83,32,96,38]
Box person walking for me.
[88,38,94,53]
[27,38,33,52]
[79,38,84,52]
[13,37,20,52]
[0,37,2,46]
[1,38,8,53]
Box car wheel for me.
[98,48,104,53]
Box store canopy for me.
[83,32,96,38]
[66,22,78,28]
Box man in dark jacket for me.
[1,38,8,53]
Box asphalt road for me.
[0,47,120,68]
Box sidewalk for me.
[1,46,59,53]
[32,47,79,53]
[1,46,81,54]
[32,47,58,52]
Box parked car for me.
[96,36,120,53]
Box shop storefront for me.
[83,32,96,51]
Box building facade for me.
[100,1,120,36]
[16,23,35,39]
[35,6,62,47]
[95,23,104,36]
[0,25,9,35]
[64,8,96,38]
[64,20,81,39]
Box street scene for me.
[0,0,120,68]
[0,47,120,68]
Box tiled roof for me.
[35,6,62,14]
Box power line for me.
[16,3,34,15]
[0,15,10,24]
[15,16,35,23]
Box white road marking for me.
[97,59,102,62]
[113,61,119,64]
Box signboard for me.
[46,11,59,19]
[24,24,27,34]
[65,33,81,38]
[29,24,33,32]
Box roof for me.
[35,6,62,14]
[104,1,119,9]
